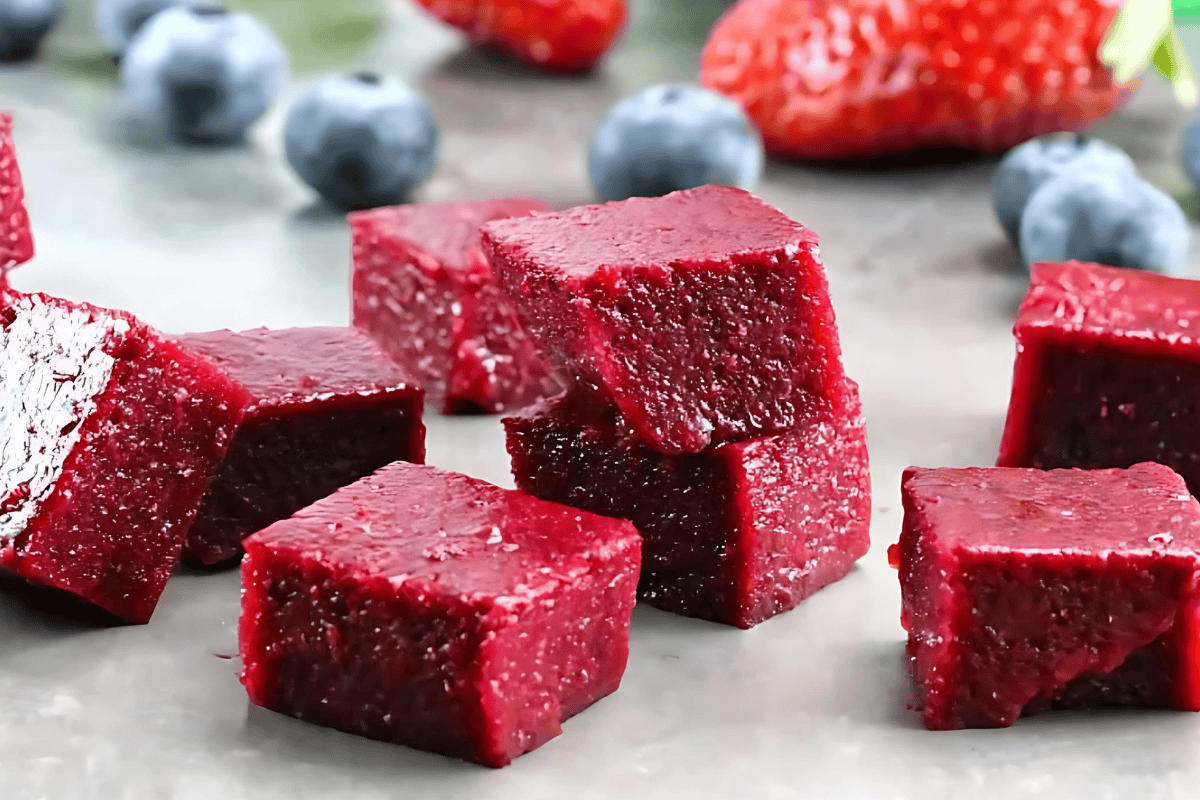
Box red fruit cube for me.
[0,113,34,272]
[350,198,561,415]
[894,463,1200,731]
[504,380,870,628]
[239,461,641,768]
[484,185,847,454]
[0,292,250,623]
[998,261,1200,494]
[177,327,426,566]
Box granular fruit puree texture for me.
[177,327,426,566]
[351,198,561,415]
[893,463,1200,731]
[239,461,641,768]
[504,379,870,629]
[999,260,1200,494]
[0,291,250,623]
[0,112,33,274]
[483,184,847,455]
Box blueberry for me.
[120,5,287,144]
[94,0,187,58]
[588,83,763,203]
[1019,171,1188,276]
[0,0,63,61]
[991,134,1136,242]
[1180,114,1200,192]
[284,73,440,211]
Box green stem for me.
[1101,0,1197,106]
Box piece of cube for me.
[239,461,641,768]
[0,112,34,273]
[350,198,561,415]
[998,260,1200,493]
[504,379,870,628]
[483,185,848,454]
[894,463,1200,731]
[177,327,426,566]
[0,292,250,623]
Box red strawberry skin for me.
[415,0,627,73]
[700,0,1132,160]
[0,112,33,270]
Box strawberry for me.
[699,0,1134,160]
[413,0,627,73]
[0,112,33,275]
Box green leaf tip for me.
[1102,0,1198,107]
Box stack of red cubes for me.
[486,184,872,628]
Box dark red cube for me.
[504,380,870,628]
[0,292,250,622]
[0,112,33,272]
[894,463,1200,730]
[484,185,847,454]
[239,461,641,768]
[999,260,1200,493]
[350,198,561,415]
[177,327,426,566]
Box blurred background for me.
[9,4,1200,797]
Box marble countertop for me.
[4,2,1200,798]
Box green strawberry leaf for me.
[1153,27,1198,104]
[1101,0,1197,106]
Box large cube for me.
[998,260,1200,493]
[0,112,33,272]
[894,463,1200,731]
[483,185,847,454]
[504,380,870,628]
[177,327,426,566]
[239,461,641,768]
[0,292,250,622]
[350,198,561,414]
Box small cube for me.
[351,198,561,415]
[0,112,34,272]
[177,327,426,566]
[504,380,870,628]
[999,260,1200,493]
[483,185,848,454]
[0,292,250,623]
[239,461,641,768]
[894,463,1200,731]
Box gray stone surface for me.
[4,3,1200,798]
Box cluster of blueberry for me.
[11,1,1199,279]
[991,134,1191,277]
[284,74,765,211]
[8,0,766,211]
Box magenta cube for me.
[350,198,561,414]
[483,185,848,454]
[999,260,1200,494]
[239,461,641,768]
[504,380,870,628]
[177,327,426,565]
[895,463,1200,730]
[0,292,250,622]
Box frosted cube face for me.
[0,295,125,541]
[0,291,251,623]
